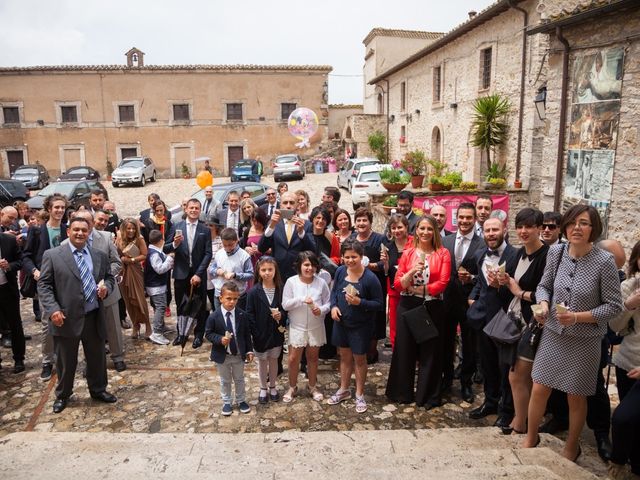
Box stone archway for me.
[431,126,442,161]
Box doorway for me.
[7,150,24,174]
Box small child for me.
[246,256,287,404]
[144,229,175,345]
[206,220,223,311]
[209,228,253,311]
[205,281,254,416]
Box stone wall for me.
[343,114,387,159]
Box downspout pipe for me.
[508,0,528,182]
[384,79,390,163]
[554,27,570,211]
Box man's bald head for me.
[1,206,18,227]
[598,239,626,269]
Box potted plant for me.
[181,161,191,179]
[401,150,427,188]
[513,179,523,189]
[382,194,398,214]
[443,171,463,189]
[428,176,445,192]
[470,93,511,173]
[485,162,508,189]
[441,178,453,191]
[459,181,478,191]
[380,168,410,193]
[106,159,114,181]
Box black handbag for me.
[402,301,439,344]
[517,321,543,361]
[20,273,37,298]
[483,308,525,344]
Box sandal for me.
[310,386,324,402]
[327,389,351,405]
[355,395,367,413]
[282,386,298,403]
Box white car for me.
[336,157,380,192]
[112,156,157,187]
[351,164,406,209]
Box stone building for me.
[367,0,545,186]
[527,0,640,249]
[328,104,362,141]
[0,48,331,177]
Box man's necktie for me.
[455,236,465,268]
[225,311,238,355]
[74,250,97,304]
[286,220,294,243]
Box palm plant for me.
[470,94,511,170]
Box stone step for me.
[0,428,598,480]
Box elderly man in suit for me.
[38,217,117,413]
[258,191,315,282]
[466,217,519,428]
[165,198,212,349]
[64,210,126,372]
[0,232,25,373]
[260,188,279,221]
[441,202,483,403]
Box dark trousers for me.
[547,338,611,437]
[478,328,513,416]
[53,310,107,400]
[611,380,640,474]
[442,306,477,388]
[385,297,445,407]
[118,297,127,321]
[615,366,637,402]
[0,284,25,362]
[319,313,337,359]
[174,277,208,339]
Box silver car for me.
[273,154,305,182]
[111,156,157,187]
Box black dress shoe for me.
[113,361,127,372]
[24,334,32,340]
[494,414,513,429]
[472,370,484,384]
[90,391,117,403]
[539,416,569,434]
[469,402,498,419]
[13,361,25,374]
[53,398,67,414]
[461,385,475,403]
[192,337,203,349]
[172,335,182,346]
[595,435,612,462]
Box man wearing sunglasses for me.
[260,188,279,221]
[540,212,564,245]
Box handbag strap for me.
[555,244,566,277]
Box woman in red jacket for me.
[385,215,451,409]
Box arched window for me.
[377,93,384,114]
[431,126,442,160]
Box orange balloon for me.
[196,170,213,189]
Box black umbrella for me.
[176,285,203,356]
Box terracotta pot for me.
[410,175,425,189]
[381,182,408,193]
[514,180,522,189]
[381,205,395,215]
[428,183,444,192]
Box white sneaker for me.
[149,333,170,345]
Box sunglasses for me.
[542,224,558,230]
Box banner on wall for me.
[413,194,510,232]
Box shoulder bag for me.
[402,287,439,344]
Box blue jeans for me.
[216,354,246,404]
[150,293,167,334]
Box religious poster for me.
[564,47,624,235]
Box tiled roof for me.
[329,104,363,109]
[543,0,617,21]
[363,28,443,46]
[0,64,333,73]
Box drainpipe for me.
[384,79,390,163]
[508,0,528,183]
[554,27,570,211]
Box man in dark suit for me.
[215,190,241,234]
[441,202,483,402]
[431,205,454,238]
[466,217,518,427]
[0,232,26,373]
[396,191,419,234]
[258,192,315,282]
[164,198,212,349]
[37,217,117,413]
[201,186,216,221]
[260,188,279,221]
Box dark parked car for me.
[0,179,30,207]
[26,180,107,210]
[169,181,270,223]
[231,159,263,183]
[57,166,100,182]
[11,164,50,189]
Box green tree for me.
[368,131,387,163]
[470,94,511,170]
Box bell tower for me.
[125,47,145,67]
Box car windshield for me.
[119,159,143,167]
[359,172,380,182]
[276,156,297,164]
[354,161,378,172]
[67,167,89,174]
[234,161,252,168]
[38,183,76,196]
[16,167,38,174]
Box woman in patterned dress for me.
[524,205,623,461]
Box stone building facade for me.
[368,0,545,186]
[0,49,331,177]
[328,104,362,140]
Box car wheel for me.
[347,181,352,192]
[139,175,146,187]
[274,176,280,182]
[112,182,119,188]
[151,171,157,182]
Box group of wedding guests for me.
[2,183,639,477]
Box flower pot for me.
[514,180,522,189]
[382,205,396,215]
[381,182,408,193]
[428,183,444,192]
[410,175,425,189]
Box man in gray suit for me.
[66,210,127,372]
[38,217,117,413]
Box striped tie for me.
[74,249,97,304]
